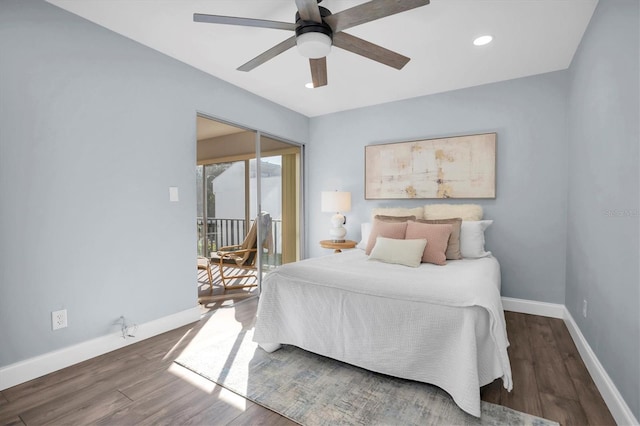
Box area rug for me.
[175,314,557,426]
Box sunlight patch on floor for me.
[217,386,248,410]
[162,326,195,361]
[168,363,217,393]
[174,302,251,366]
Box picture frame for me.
[365,133,496,199]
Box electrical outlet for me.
[52,309,68,330]
[582,300,588,318]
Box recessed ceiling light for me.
[305,82,314,89]
[473,35,493,46]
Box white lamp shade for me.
[297,32,332,59]
[321,191,351,213]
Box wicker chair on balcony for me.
[197,257,214,290]
[212,213,271,291]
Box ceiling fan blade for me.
[295,0,322,23]
[324,0,429,33]
[309,57,328,87]
[194,13,295,31]
[333,32,409,70]
[237,36,297,72]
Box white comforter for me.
[253,250,512,417]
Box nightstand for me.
[320,240,357,253]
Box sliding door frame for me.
[196,112,305,292]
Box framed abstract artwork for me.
[365,133,496,199]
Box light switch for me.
[169,186,179,202]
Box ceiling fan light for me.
[473,35,493,46]
[297,32,332,59]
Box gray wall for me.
[566,0,640,418]
[307,71,569,304]
[2,0,637,418]
[0,0,307,367]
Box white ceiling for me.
[47,0,598,117]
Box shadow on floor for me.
[197,267,257,314]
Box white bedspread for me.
[253,250,512,417]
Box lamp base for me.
[328,213,347,242]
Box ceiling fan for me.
[194,0,430,88]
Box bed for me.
[253,204,512,417]
[253,250,512,417]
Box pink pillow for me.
[365,219,408,255]
[405,221,453,265]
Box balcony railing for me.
[197,217,281,265]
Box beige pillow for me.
[369,237,427,268]
[423,204,483,221]
[405,221,453,265]
[371,207,424,222]
[416,218,462,260]
[365,219,408,255]
[374,214,416,223]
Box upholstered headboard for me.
[422,204,483,221]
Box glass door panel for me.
[209,161,247,254]
[250,155,282,271]
[197,161,246,258]
[254,134,302,285]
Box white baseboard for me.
[0,307,201,391]
[563,308,639,426]
[501,296,565,318]
[503,297,638,426]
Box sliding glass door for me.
[254,135,303,279]
[196,115,302,292]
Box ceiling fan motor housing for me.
[295,7,333,58]
[294,5,332,29]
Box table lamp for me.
[321,191,351,242]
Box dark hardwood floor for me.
[481,312,615,426]
[0,271,616,425]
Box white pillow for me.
[356,222,372,250]
[460,220,493,258]
[368,237,427,267]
